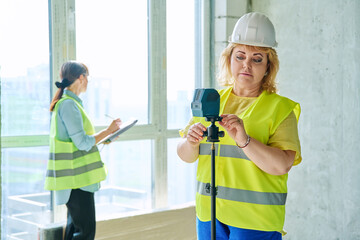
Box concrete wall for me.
[214,0,248,89]
[252,1,360,239]
[215,0,360,239]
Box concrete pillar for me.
[214,0,248,88]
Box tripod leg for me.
[211,142,216,240]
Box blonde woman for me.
[177,12,301,240]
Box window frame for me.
[0,0,213,230]
[48,0,206,212]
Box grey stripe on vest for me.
[199,143,219,156]
[199,143,249,160]
[219,144,249,160]
[49,146,99,160]
[197,181,286,205]
[46,161,104,178]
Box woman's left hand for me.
[219,114,248,146]
[219,114,296,175]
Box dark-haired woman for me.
[45,61,121,239]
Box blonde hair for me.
[217,43,279,93]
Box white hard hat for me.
[229,12,278,48]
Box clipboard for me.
[98,118,138,144]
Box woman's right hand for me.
[186,123,207,146]
[94,118,122,145]
[107,118,122,134]
[177,122,206,163]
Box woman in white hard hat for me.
[177,12,301,240]
[44,61,122,239]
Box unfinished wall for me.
[250,0,360,239]
[214,0,248,89]
[214,0,360,239]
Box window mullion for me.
[148,0,168,209]
[200,0,214,88]
[50,0,76,99]
[48,0,76,223]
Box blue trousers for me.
[197,218,282,240]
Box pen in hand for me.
[102,114,122,144]
[105,114,115,120]
[105,114,122,133]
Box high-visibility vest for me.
[44,95,107,191]
[194,87,300,232]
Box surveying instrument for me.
[191,88,224,240]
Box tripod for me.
[203,116,224,240]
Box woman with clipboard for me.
[44,61,122,239]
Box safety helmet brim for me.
[229,12,278,48]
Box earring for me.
[264,72,268,76]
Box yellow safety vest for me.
[44,95,107,191]
[194,87,300,232]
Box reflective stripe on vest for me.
[46,161,104,178]
[49,145,98,161]
[199,143,249,160]
[198,143,286,205]
[45,95,106,191]
[197,181,287,205]
[192,87,300,231]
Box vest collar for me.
[219,87,267,116]
[64,89,83,106]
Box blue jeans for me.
[196,218,282,240]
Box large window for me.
[75,0,152,217]
[76,0,149,126]
[0,0,50,137]
[95,140,152,220]
[167,0,195,130]
[0,0,201,238]
[0,0,50,238]
[166,0,198,205]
